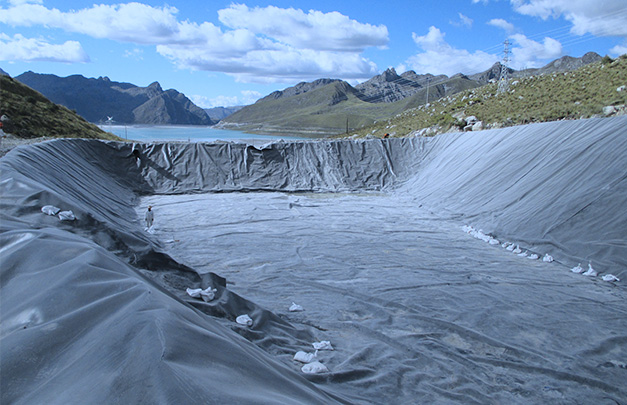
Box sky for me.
[1,0,626,109]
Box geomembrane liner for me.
[1,117,626,403]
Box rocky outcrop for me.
[469,62,510,85]
[259,78,341,102]
[354,68,424,103]
[400,71,448,87]
[15,72,214,125]
[514,52,602,78]
[354,68,482,104]
[354,54,603,106]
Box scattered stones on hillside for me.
[603,105,627,116]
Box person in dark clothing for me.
[145,205,154,228]
[129,149,141,162]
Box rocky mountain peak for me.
[147,81,163,91]
[260,78,340,101]
[381,68,400,81]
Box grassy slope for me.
[0,75,121,140]
[222,73,487,137]
[347,55,627,138]
[222,81,407,136]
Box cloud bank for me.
[0,33,89,63]
[191,90,263,109]
[0,2,387,82]
[402,26,498,76]
[512,0,627,37]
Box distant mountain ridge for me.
[6,51,602,133]
[204,106,244,121]
[220,52,602,135]
[15,72,214,125]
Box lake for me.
[99,125,306,145]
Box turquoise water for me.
[99,125,303,143]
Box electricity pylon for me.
[497,39,510,94]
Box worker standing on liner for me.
[145,205,154,228]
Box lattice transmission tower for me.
[497,39,510,94]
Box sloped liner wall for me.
[1,116,625,403]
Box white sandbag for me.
[41,205,60,216]
[58,210,76,221]
[528,253,539,260]
[312,340,333,351]
[289,302,304,312]
[542,254,554,263]
[602,274,620,282]
[571,263,584,273]
[236,314,253,326]
[301,361,328,374]
[186,288,203,298]
[200,287,217,302]
[293,350,317,363]
[186,287,217,302]
[582,263,597,277]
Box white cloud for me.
[123,48,144,60]
[0,2,387,82]
[1,2,183,44]
[512,0,627,37]
[610,44,627,56]
[450,13,473,28]
[190,95,237,109]
[158,45,379,83]
[191,90,263,108]
[240,90,263,105]
[488,18,516,33]
[404,26,499,75]
[508,34,563,69]
[0,33,89,63]
[8,0,42,5]
[217,4,388,52]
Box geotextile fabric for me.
[1,116,625,403]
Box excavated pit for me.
[1,117,626,404]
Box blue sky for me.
[1,0,626,108]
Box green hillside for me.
[220,81,387,136]
[1,74,121,140]
[347,55,627,138]
[220,74,483,137]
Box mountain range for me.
[219,52,602,135]
[204,106,244,121]
[348,53,625,139]
[14,72,215,126]
[4,52,602,134]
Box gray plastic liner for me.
[1,116,625,404]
